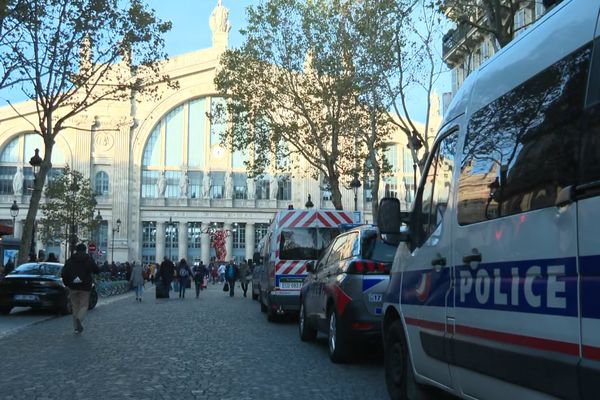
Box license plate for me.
[280,282,303,289]
[14,294,37,301]
[369,293,382,302]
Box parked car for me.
[299,225,396,363]
[0,262,98,315]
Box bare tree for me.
[6,0,174,264]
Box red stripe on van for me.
[583,345,600,361]
[289,211,308,228]
[283,261,299,275]
[404,317,579,357]
[279,212,295,227]
[325,211,341,225]
[340,212,353,224]
[302,213,318,227]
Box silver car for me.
[298,225,396,363]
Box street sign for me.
[88,243,97,252]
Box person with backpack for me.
[178,258,193,299]
[158,257,175,299]
[193,261,208,299]
[224,259,238,297]
[61,243,99,334]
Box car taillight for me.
[347,261,390,274]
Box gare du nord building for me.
[0,1,439,266]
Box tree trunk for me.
[368,110,380,223]
[329,174,344,210]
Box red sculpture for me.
[211,230,229,261]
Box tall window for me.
[254,223,269,251]
[188,222,202,249]
[188,99,206,168]
[165,106,184,167]
[233,223,246,249]
[0,166,15,195]
[211,171,225,199]
[278,176,292,200]
[256,179,270,200]
[233,172,247,199]
[95,171,109,196]
[165,171,181,198]
[142,222,156,248]
[188,171,203,199]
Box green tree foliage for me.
[39,166,100,255]
[3,0,173,264]
[214,0,364,210]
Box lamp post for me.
[29,149,42,179]
[111,218,121,263]
[349,174,361,212]
[10,200,19,237]
[94,209,102,261]
[305,194,314,209]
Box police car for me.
[378,0,600,398]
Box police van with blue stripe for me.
[378,0,600,398]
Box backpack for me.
[179,267,189,278]
[226,265,235,280]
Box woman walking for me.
[178,258,193,299]
[130,261,144,302]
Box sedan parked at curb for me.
[299,225,396,363]
[0,262,98,315]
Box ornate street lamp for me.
[29,148,42,179]
[305,194,314,209]
[349,174,362,212]
[111,218,121,263]
[9,200,19,237]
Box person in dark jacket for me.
[193,261,208,298]
[61,243,99,334]
[177,258,192,299]
[158,257,175,298]
[224,260,239,297]
[46,253,59,262]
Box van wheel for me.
[328,308,350,363]
[299,302,317,342]
[385,319,431,400]
[266,299,278,322]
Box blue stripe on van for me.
[580,255,600,319]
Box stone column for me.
[200,222,211,265]
[224,223,233,262]
[178,221,188,262]
[245,223,255,263]
[156,221,166,263]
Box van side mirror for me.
[306,262,315,274]
[378,197,410,246]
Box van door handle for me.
[431,256,446,267]
[463,253,482,264]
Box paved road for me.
[0,283,389,400]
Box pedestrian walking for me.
[210,263,218,284]
[238,260,250,297]
[46,252,59,262]
[61,243,99,334]
[178,259,192,299]
[193,262,208,299]
[218,263,226,283]
[225,260,238,297]
[158,257,175,299]
[129,261,144,302]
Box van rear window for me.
[279,228,340,260]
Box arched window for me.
[95,171,109,196]
[0,133,67,195]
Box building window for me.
[364,178,374,203]
[142,222,156,248]
[232,223,246,249]
[0,166,16,194]
[166,222,178,257]
[254,223,269,251]
[535,0,545,19]
[255,179,270,200]
[188,171,203,199]
[384,177,398,198]
[188,222,202,249]
[142,170,158,198]
[233,172,247,199]
[165,106,184,167]
[188,98,206,168]
[211,171,225,199]
[95,171,109,196]
[165,171,181,198]
[0,139,18,162]
[277,176,292,201]
[321,176,332,202]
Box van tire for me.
[299,302,317,341]
[267,299,278,322]
[328,308,350,363]
[385,319,431,400]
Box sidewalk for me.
[0,286,146,339]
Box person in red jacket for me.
[61,243,99,334]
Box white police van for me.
[378,0,600,398]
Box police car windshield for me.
[280,228,340,260]
[11,263,62,276]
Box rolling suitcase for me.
[155,281,169,299]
